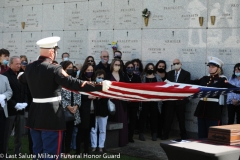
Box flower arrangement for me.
[109,41,118,51]
[142,8,151,26]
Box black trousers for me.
[139,102,158,134]
[157,104,165,137]
[76,128,91,154]
[0,110,6,155]
[128,107,138,139]
[227,104,240,124]
[163,102,187,139]
[62,121,74,153]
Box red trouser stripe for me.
[56,131,62,160]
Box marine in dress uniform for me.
[18,37,105,160]
[191,56,236,139]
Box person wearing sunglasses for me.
[162,59,190,141]
[90,69,109,153]
[83,56,96,68]
[124,61,141,143]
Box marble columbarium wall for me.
[1,0,240,135]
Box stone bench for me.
[105,121,123,148]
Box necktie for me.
[175,71,178,82]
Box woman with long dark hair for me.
[139,63,162,141]
[76,64,95,154]
[124,61,141,143]
[83,56,96,68]
[61,61,81,156]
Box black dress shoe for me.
[139,133,146,141]
[152,133,157,141]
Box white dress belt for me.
[33,96,61,103]
[200,98,218,102]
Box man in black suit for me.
[3,56,28,156]
[162,58,190,140]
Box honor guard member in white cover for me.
[18,37,106,160]
[190,56,236,139]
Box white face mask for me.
[63,57,69,61]
[174,64,181,70]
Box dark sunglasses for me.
[126,67,134,69]
[88,60,94,62]
[173,63,180,65]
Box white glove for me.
[21,103,28,109]
[17,72,24,79]
[0,94,6,102]
[15,103,22,110]
[0,100,5,108]
[102,80,112,92]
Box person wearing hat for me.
[190,56,236,139]
[18,37,107,160]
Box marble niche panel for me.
[42,3,64,31]
[21,32,42,62]
[142,0,207,29]
[22,5,42,31]
[4,0,22,7]
[63,31,88,61]
[88,0,114,29]
[0,8,3,32]
[42,0,64,4]
[142,29,207,66]
[207,29,240,67]
[4,6,23,32]
[113,30,142,61]
[114,0,142,29]
[88,30,113,62]
[64,0,87,2]
[0,1,4,7]
[208,0,240,28]
[22,0,42,6]
[64,2,88,30]
[41,31,64,61]
[0,33,2,48]
[2,32,22,55]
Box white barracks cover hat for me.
[36,37,60,49]
[207,56,224,67]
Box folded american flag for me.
[78,80,240,102]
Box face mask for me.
[174,64,181,70]
[96,77,104,83]
[114,55,121,60]
[235,72,240,77]
[146,69,154,75]
[63,57,69,61]
[85,72,93,78]
[113,66,120,72]
[101,58,107,64]
[2,60,9,65]
[66,69,73,75]
[157,68,165,73]
[134,66,139,71]
[126,68,134,74]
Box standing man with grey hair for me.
[0,74,12,159]
[2,56,28,157]
[162,58,190,140]
[18,37,106,160]
[95,51,111,74]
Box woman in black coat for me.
[76,64,95,154]
[124,61,141,143]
